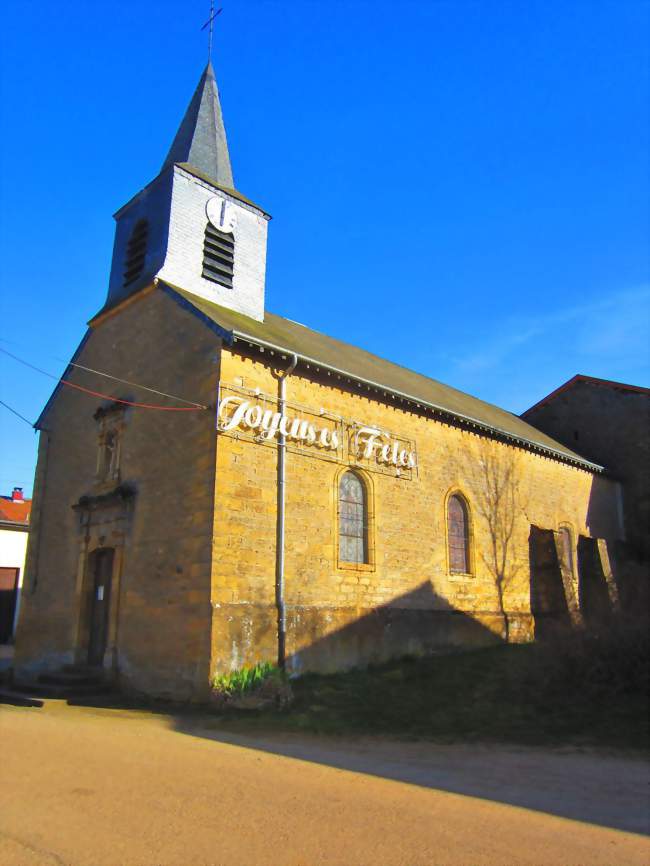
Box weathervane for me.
[201,1,223,63]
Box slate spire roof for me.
[161,62,234,189]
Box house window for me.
[202,222,234,288]
[123,219,149,287]
[338,471,368,565]
[559,526,574,574]
[447,494,470,574]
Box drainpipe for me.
[275,353,298,669]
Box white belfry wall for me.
[159,166,269,321]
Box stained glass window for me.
[339,471,368,564]
[448,494,470,573]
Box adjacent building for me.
[523,375,650,608]
[0,488,31,645]
[15,62,626,700]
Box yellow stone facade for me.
[14,287,623,700]
[211,345,622,678]
[12,56,625,702]
[15,291,218,699]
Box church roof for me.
[161,62,234,189]
[160,282,603,471]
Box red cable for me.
[59,378,206,411]
[0,346,207,412]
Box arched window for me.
[559,526,574,574]
[123,219,149,287]
[338,471,368,565]
[447,494,470,574]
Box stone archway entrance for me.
[71,485,134,671]
[87,548,115,666]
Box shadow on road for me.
[167,714,650,837]
[11,690,647,838]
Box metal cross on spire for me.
[201,1,223,63]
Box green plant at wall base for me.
[212,662,281,696]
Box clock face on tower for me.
[206,195,237,233]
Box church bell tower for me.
[106,62,270,322]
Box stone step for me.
[66,693,129,709]
[0,688,44,708]
[40,670,106,687]
[63,663,104,674]
[11,680,114,700]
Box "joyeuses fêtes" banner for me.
[217,387,418,476]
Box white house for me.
[0,487,31,644]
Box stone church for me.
[15,62,624,700]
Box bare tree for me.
[468,441,528,642]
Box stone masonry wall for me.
[524,381,650,561]
[211,350,624,676]
[15,288,220,700]
[14,300,628,698]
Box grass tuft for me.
[212,662,280,697]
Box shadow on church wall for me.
[528,526,572,640]
[584,471,637,614]
[584,472,618,540]
[577,536,614,628]
[284,581,504,677]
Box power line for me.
[66,361,206,408]
[0,399,34,427]
[0,346,209,412]
[0,345,65,383]
[0,342,207,408]
[54,379,207,411]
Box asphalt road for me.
[1,702,648,866]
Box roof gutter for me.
[0,520,29,532]
[229,330,605,474]
[87,281,604,473]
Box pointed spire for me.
[161,62,234,189]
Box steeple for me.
[107,59,269,322]
[161,62,234,189]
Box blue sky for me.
[1,0,649,496]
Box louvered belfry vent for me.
[203,222,234,288]
[123,219,149,287]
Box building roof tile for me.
[161,282,603,471]
[0,497,31,525]
[161,62,234,190]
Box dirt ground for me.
[0,701,648,866]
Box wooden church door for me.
[88,549,114,666]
